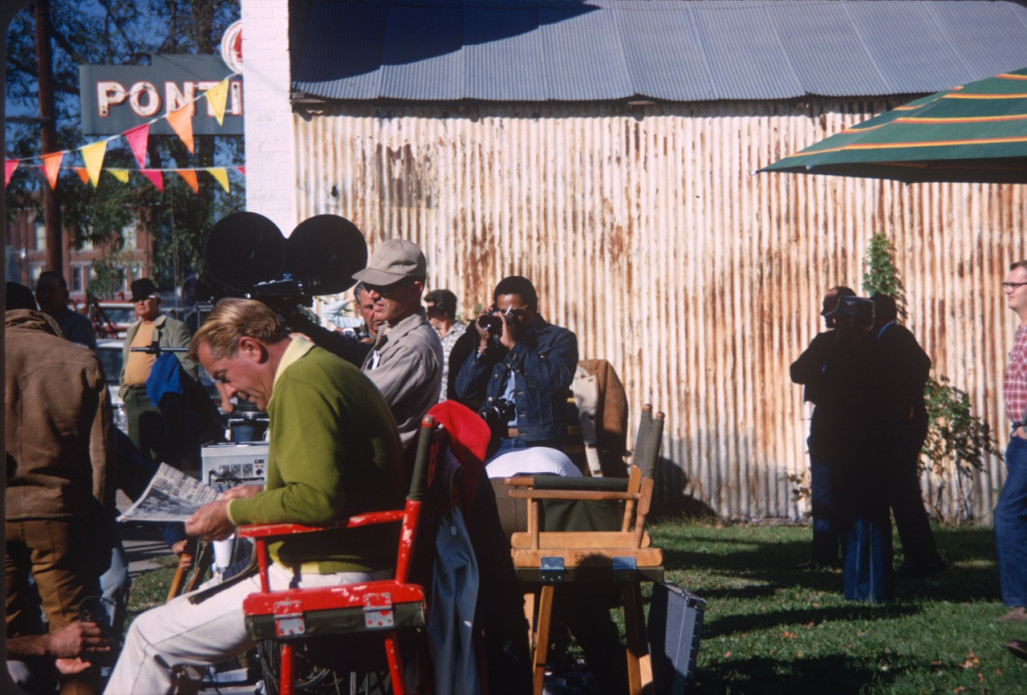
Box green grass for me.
[124,555,178,628]
[124,522,1027,694]
[650,520,1027,694]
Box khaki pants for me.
[6,517,102,694]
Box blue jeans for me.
[843,511,893,603]
[995,436,1027,606]
[810,457,841,563]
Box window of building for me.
[70,265,85,293]
[122,224,137,250]
[33,223,45,251]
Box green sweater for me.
[228,339,406,573]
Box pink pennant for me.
[124,124,149,169]
[236,165,246,176]
[141,169,164,192]
[5,160,18,187]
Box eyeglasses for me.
[365,279,414,298]
[1003,281,1027,291]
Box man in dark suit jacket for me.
[871,293,946,579]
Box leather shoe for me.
[996,607,1027,623]
[1007,640,1027,660]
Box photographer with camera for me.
[455,275,578,463]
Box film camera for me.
[203,211,367,310]
[477,306,526,336]
[479,398,517,435]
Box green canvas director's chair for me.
[504,404,666,695]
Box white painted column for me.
[241,0,297,234]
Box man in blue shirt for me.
[35,271,97,351]
[455,275,578,459]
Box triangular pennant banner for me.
[80,140,107,187]
[5,160,18,187]
[140,169,164,192]
[205,167,230,192]
[236,165,245,176]
[107,168,130,183]
[204,80,229,126]
[175,169,198,193]
[124,124,149,169]
[41,152,64,189]
[73,167,90,185]
[166,105,194,154]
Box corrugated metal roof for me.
[292,0,1027,102]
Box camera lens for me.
[477,314,504,334]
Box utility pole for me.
[35,0,63,277]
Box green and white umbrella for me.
[762,68,1027,184]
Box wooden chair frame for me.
[505,405,666,695]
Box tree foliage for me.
[5,0,243,289]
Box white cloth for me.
[104,564,386,694]
[485,447,583,479]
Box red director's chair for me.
[237,415,438,695]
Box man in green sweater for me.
[105,298,405,694]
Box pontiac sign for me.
[79,55,243,136]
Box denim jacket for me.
[455,317,578,444]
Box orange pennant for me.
[175,169,198,193]
[73,167,90,184]
[166,105,194,154]
[41,152,64,189]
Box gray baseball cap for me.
[352,239,426,286]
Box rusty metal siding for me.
[293,100,1024,522]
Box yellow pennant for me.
[166,105,195,154]
[204,79,229,126]
[80,140,107,187]
[107,168,130,183]
[205,167,230,192]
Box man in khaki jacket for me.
[5,304,115,694]
[119,278,196,461]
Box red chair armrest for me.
[238,510,406,539]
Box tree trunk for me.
[35,0,63,277]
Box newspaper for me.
[118,463,220,523]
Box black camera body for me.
[477,307,525,336]
[477,313,505,335]
[479,398,517,434]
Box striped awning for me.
[761,68,1027,184]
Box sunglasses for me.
[365,279,415,298]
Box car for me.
[86,301,136,339]
[96,339,128,434]
[97,338,228,437]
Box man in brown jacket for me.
[5,307,115,694]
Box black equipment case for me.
[647,581,705,694]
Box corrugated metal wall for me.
[293,100,1026,522]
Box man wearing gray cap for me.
[352,239,443,444]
